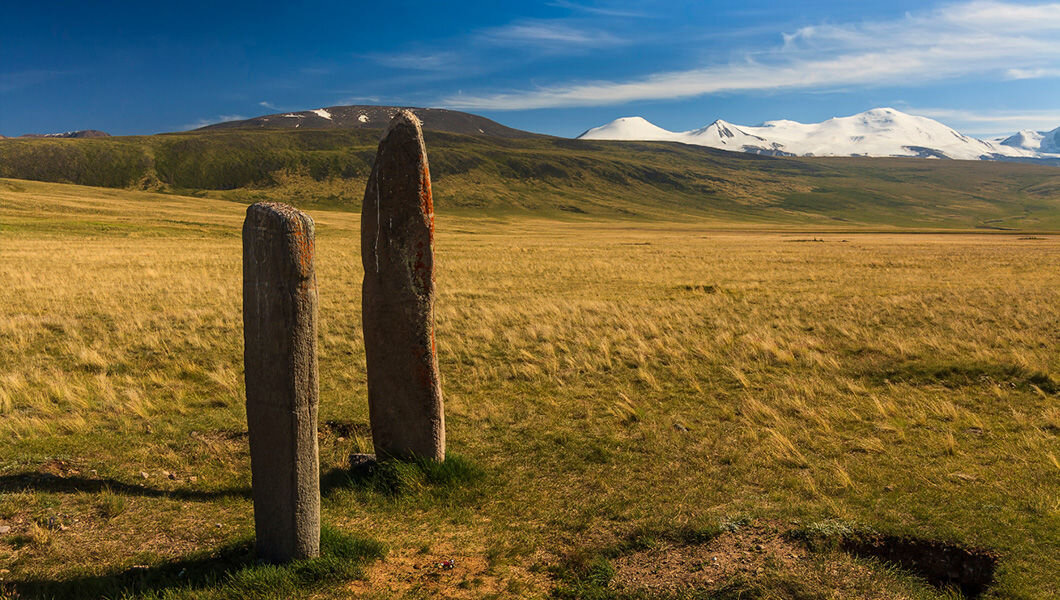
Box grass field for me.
[1,178,1058,599]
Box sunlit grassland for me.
[1,178,1058,599]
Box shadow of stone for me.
[318,420,373,439]
[320,452,484,500]
[0,473,250,501]
[6,538,256,600]
[319,454,378,498]
[4,526,386,600]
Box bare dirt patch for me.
[347,544,549,599]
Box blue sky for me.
[3,0,1059,138]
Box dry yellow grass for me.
[0,178,1058,598]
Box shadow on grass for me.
[0,473,250,501]
[5,526,385,600]
[320,453,485,499]
[1,453,484,503]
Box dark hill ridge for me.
[197,105,541,139]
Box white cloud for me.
[477,19,625,48]
[547,0,651,19]
[907,107,1060,132]
[1005,67,1060,80]
[939,0,1060,29]
[182,114,246,131]
[368,51,463,72]
[258,101,278,110]
[442,1,1060,110]
[0,69,73,93]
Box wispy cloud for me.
[477,19,626,48]
[0,69,73,93]
[907,107,1060,132]
[367,51,463,72]
[366,16,628,79]
[258,101,278,110]
[333,95,383,105]
[547,0,652,19]
[1005,67,1060,80]
[182,114,246,131]
[442,1,1060,110]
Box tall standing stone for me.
[362,111,445,461]
[242,202,320,563]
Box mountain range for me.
[578,108,1060,162]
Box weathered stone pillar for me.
[242,202,320,562]
[361,110,445,461]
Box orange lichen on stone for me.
[421,162,434,235]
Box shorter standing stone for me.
[361,111,445,461]
[243,202,320,563]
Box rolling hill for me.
[197,105,540,139]
[1,126,1059,230]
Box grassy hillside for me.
[1,180,1058,598]
[1,128,1059,229]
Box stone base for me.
[348,453,378,476]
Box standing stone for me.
[361,111,445,461]
[242,202,320,562]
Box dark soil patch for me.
[558,205,588,214]
[679,284,719,293]
[858,359,1057,394]
[792,523,999,599]
[319,420,372,439]
[839,534,998,599]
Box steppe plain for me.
[1,173,1058,599]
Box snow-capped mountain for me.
[578,108,1059,161]
[999,127,1060,155]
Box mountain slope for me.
[197,105,541,138]
[580,108,1057,161]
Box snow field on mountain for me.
[580,108,1060,161]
